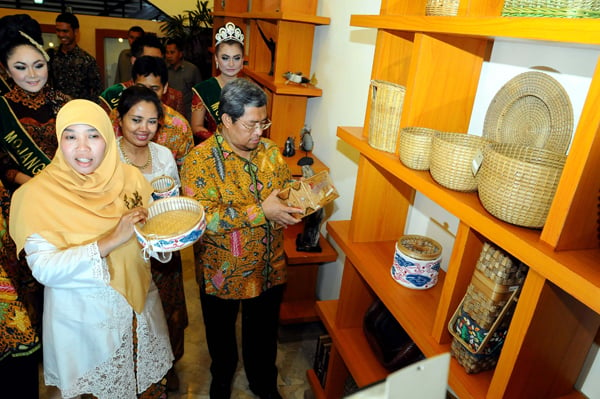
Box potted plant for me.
[160,0,213,79]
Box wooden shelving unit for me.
[212,0,330,147]
[310,1,600,398]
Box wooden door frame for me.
[95,29,129,84]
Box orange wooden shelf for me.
[337,126,600,315]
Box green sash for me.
[0,75,10,96]
[194,77,221,124]
[0,97,52,177]
[99,83,126,111]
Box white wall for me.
[306,1,600,397]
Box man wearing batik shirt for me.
[108,56,192,167]
[181,78,303,399]
[47,12,102,102]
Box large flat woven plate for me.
[482,71,573,154]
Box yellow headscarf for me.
[9,99,153,313]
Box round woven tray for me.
[399,127,438,170]
[430,132,490,192]
[135,196,206,252]
[426,0,459,15]
[477,143,566,229]
[483,71,573,154]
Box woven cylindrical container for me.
[477,143,566,229]
[151,175,179,200]
[368,80,406,153]
[399,127,438,170]
[426,0,460,15]
[391,235,442,290]
[430,132,490,192]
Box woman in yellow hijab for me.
[9,99,173,399]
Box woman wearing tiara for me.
[190,22,245,144]
[0,14,70,395]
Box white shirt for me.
[25,234,173,399]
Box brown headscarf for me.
[9,99,153,313]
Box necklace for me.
[119,140,152,169]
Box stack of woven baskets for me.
[367,70,573,229]
[448,242,529,374]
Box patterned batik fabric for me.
[181,132,294,300]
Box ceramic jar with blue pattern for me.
[391,235,442,290]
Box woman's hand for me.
[97,207,148,257]
[262,189,304,228]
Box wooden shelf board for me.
[327,220,445,357]
[213,11,330,25]
[306,369,327,399]
[280,300,319,324]
[244,69,323,96]
[350,15,600,45]
[317,300,388,387]
[284,223,338,265]
[317,298,492,399]
[282,151,329,178]
[337,126,600,314]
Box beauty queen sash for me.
[194,77,221,124]
[0,97,51,177]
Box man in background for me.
[47,12,102,102]
[100,34,185,116]
[114,25,145,84]
[165,38,202,121]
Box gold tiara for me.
[215,22,244,46]
[19,31,50,62]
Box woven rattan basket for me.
[430,133,490,192]
[368,80,406,153]
[399,127,438,171]
[449,243,527,374]
[134,196,206,253]
[426,0,460,15]
[502,0,600,17]
[477,143,566,229]
[150,175,178,199]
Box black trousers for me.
[200,284,284,397]
[0,351,40,399]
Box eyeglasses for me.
[238,119,272,132]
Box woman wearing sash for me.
[0,14,69,393]
[9,99,173,399]
[0,14,70,192]
[190,22,244,144]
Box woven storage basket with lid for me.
[502,0,600,17]
[426,0,460,15]
[391,235,442,290]
[477,143,566,229]
[399,127,438,170]
[430,132,490,192]
[368,80,406,153]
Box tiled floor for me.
[39,246,321,399]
